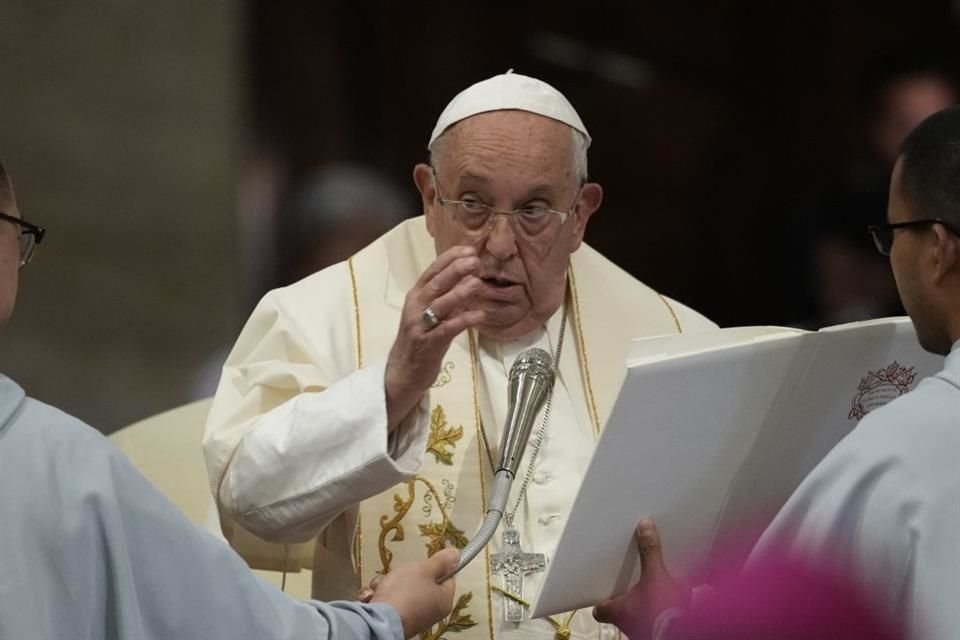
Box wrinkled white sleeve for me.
[220,357,430,542]
[202,266,431,546]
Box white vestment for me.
[203,216,716,640]
[748,341,960,640]
[0,374,402,640]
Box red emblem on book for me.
[849,361,917,420]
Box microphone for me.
[496,348,556,477]
[445,347,555,578]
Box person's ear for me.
[930,223,959,285]
[569,182,602,250]
[413,163,438,237]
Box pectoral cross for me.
[490,523,546,622]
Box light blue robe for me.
[754,342,960,639]
[0,374,403,640]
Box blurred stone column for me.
[0,1,244,432]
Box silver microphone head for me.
[496,347,555,476]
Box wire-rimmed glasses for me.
[432,170,580,240]
[0,212,45,268]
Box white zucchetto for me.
[428,70,591,148]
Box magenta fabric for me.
[664,551,903,640]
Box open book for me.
[530,317,944,618]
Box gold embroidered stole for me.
[350,242,494,638]
[365,341,492,639]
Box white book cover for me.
[530,317,944,618]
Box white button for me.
[533,471,551,484]
[538,513,560,525]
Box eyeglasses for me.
[432,170,580,240]
[868,218,960,256]
[0,212,46,268]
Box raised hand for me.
[384,245,485,431]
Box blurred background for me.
[1,0,957,433]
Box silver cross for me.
[490,524,546,622]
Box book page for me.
[708,317,943,567]
[627,325,805,367]
[531,318,942,619]
[532,330,813,617]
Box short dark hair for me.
[898,106,960,228]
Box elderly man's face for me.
[415,110,602,340]
[0,190,20,327]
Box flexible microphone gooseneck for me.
[444,347,555,579]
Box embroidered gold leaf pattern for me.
[418,519,469,556]
[378,480,417,573]
[426,405,463,465]
[420,592,477,640]
[378,476,460,574]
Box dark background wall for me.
[1,1,957,432]
[249,0,959,325]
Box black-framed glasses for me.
[431,168,580,240]
[0,212,46,268]
[868,218,960,256]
